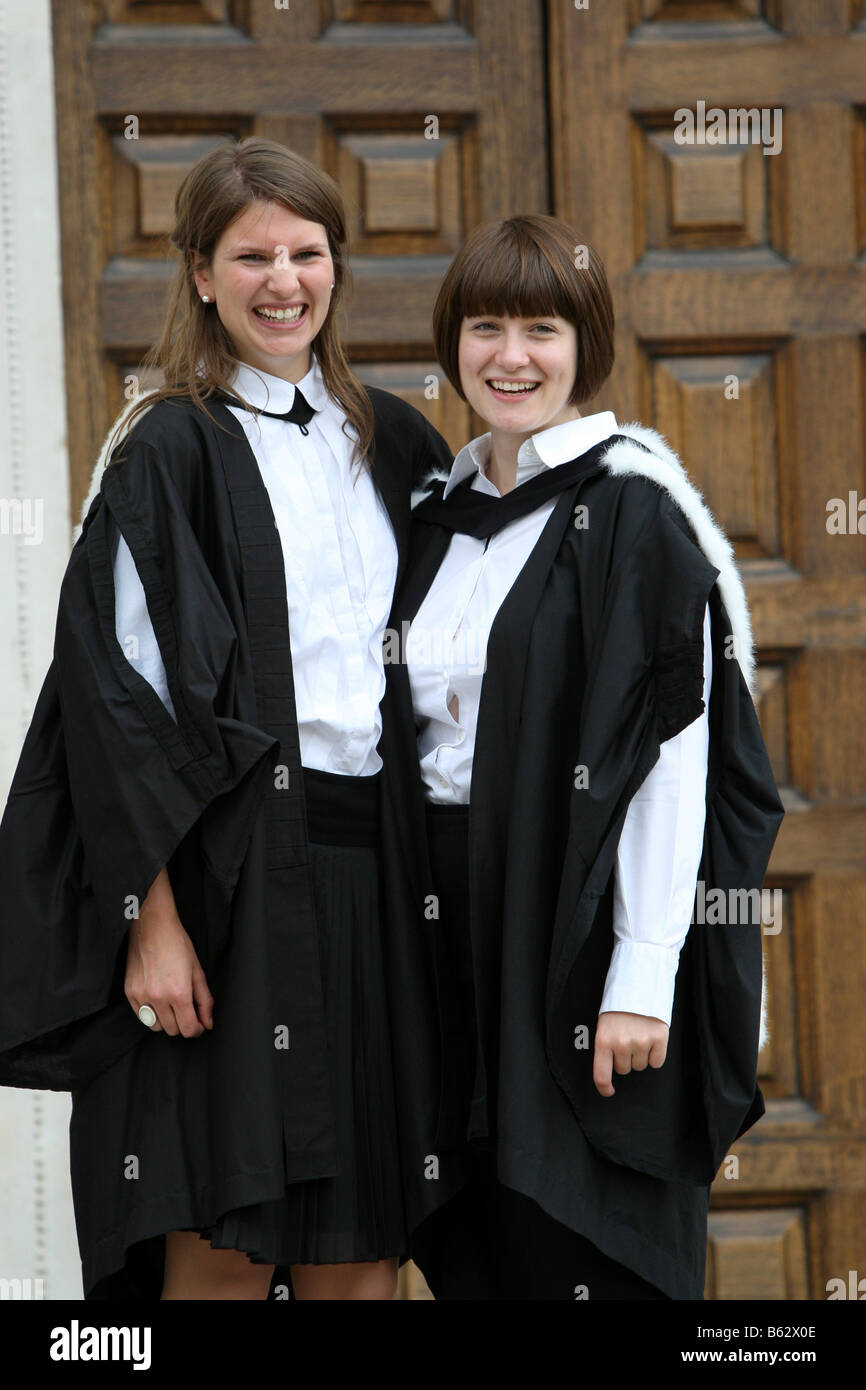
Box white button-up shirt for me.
[405,412,713,1024]
[112,353,398,775]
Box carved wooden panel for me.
[758,883,801,1099]
[103,0,242,23]
[330,0,464,22]
[639,122,773,251]
[855,109,866,253]
[331,125,468,255]
[753,663,790,788]
[633,0,765,21]
[706,1209,810,1300]
[357,362,471,450]
[647,350,781,561]
[110,132,235,254]
[552,0,866,1305]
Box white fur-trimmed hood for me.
[73,392,160,546]
[417,420,757,700]
[598,422,757,699]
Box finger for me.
[156,1001,181,1037]
[612,1045,636,1076]
[191,964,215,1030]
[171,994,205,1039]
[592,1038,615,1097]
[648,1036,668,1068]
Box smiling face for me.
[457,313,580,436]
[191,199,335,382]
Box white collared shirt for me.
[112,353,398,775]
[405,411,713,1024]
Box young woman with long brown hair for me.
[0,136,451,1300]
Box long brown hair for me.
[432,214,615,406]
[105,137,374,468]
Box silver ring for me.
[138,1004,157,1028]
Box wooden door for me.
[549,0,866,1300]
[53,0,548,517]
[51,0,865,1300]
[51,0,549,1301]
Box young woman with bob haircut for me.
[377,214,783,1300]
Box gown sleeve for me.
[600,602,712,1024]
[547,476,783,1183]
[0,425,279,1087]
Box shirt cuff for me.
[599,939,683,1025]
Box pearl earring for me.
[201,295,211,303]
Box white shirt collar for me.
[443,410,619,498]
[227,352,330,415]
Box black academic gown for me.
[0,385,452,1298]
[378,449,785,1298]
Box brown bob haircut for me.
[432,214,615,407]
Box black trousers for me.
[417,802,669,1302]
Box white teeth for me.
[255,305,304,322]
[489,380,539,393]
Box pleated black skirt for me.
[191,768,407,1269]
[73,767,407,1298]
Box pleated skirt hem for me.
[187,835,408,1269]
[77,824,409,1297]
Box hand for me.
[125,908,214,1038]
[592,1011,669,1097]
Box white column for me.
[0,0,82,1299]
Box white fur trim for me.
[420,425,756,694]
[603,424,768,1050]
[759,956,769,1052]
[602,423,756,699]
[72,391,160,544]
